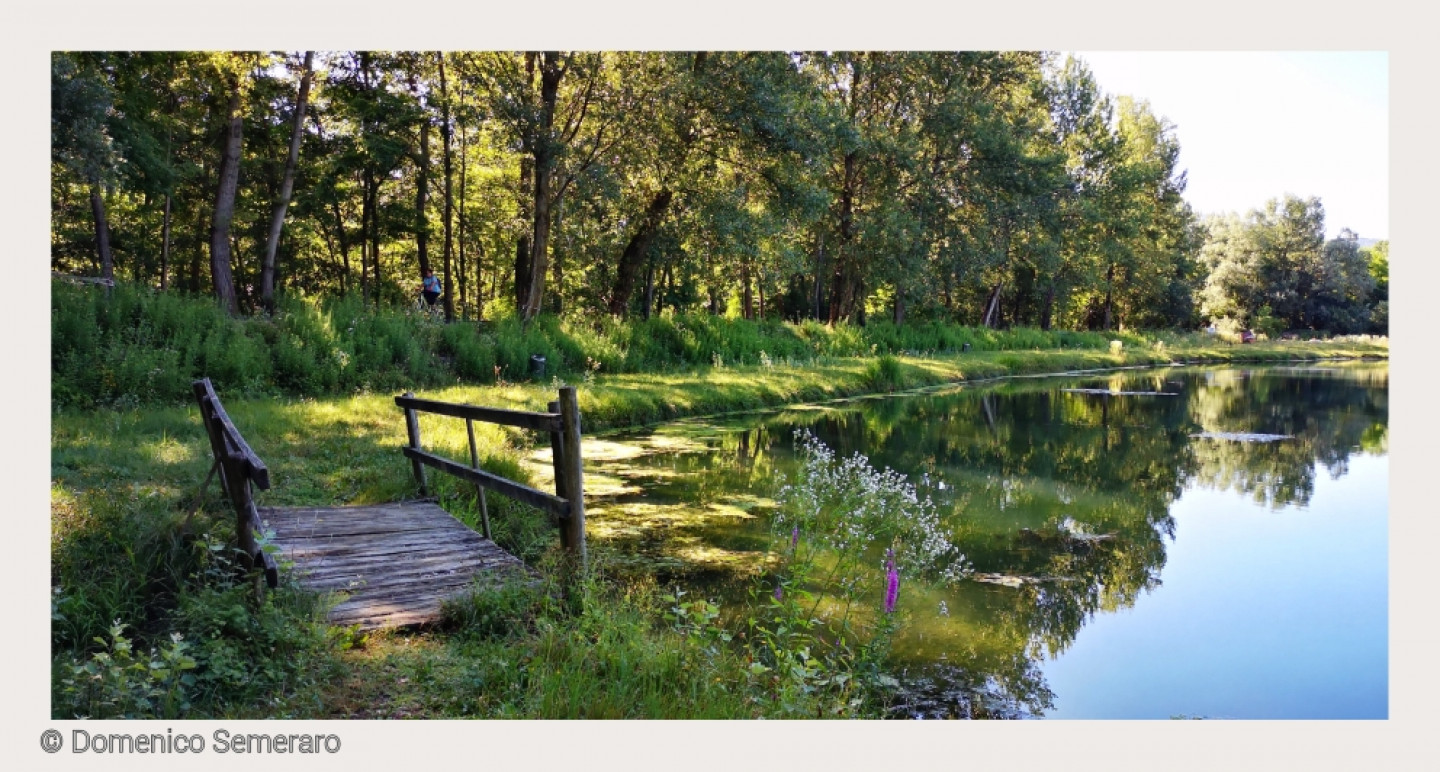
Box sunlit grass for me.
[50,332,1385,719]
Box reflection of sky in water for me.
[1040,453,1387,719]
[584,363,1388,718]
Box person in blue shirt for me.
[420,268,441,307]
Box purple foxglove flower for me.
[791,525,800,549]
[774,583,784,602]
[884,558,899,614]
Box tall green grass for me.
[52,279,1184,411]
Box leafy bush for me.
[54,622,197,719]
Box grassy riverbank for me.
[51,312,1387,717]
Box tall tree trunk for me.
[209,76,243,314]
[551,196,565,314]
[330,199,351,294]
[982,220,1012,328]
[88,180,114,282]
[812,231,826,320]
[456,75,468,319]
[707,251,720,315]
[515,156,533,312]
[661,264,673,316]
[261,51,313,314]
[369,178,383,305]
[609,189,675,315]
[359,171,373,300]
[415,100,431,277]
[160,193,171,290]
[642,264,655,321]
[982,282,1003,328]
[828,149,861,325]
[893,287,905,325]
[189,190,205,294]
[522,52,563,324]
[1041,282,1056,331]
[431,54,456,321]
[741,260,754,320]
[1102,262,1115,331]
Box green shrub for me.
[864,354,904,392]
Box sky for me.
[1072,51,1388,241]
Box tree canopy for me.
[50,50,1387,335]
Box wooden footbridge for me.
[192,378,586,630]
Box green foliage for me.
[864,354,904,392]
[57,279,1159,410]
[55,622,197,720]
[50,326,1386,718]
[52,509,335,719]
[442,581,549,640]
[1200,202,1380,334]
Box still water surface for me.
[580,363,1388,718]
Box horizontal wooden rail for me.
[192,378,278,589]
[196,387,270,490]
[398,386,587,576]
[401,446,571,520]
[394,395,561,433]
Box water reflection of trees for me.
[764,364,1385,716]
[594,364,1387,717]
[1184,368,1388,507]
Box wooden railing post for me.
[403,391,428,496]
[465,418,491,540]
[547,400,568,538]
[556,386,586,571]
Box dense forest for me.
[51,50,1388,336]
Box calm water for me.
[580,363,1389,719]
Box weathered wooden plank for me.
[281,538,488,564]
[403,447,571,518]
[326,574,534,623]
[304,567,489,593]
[280,536,486,560]
[271,516,484,543]
[270,517,464,539]
[291,546,511,578]
[306,570,526,600]
[266,504,465,524]
[289,549,498,580]
[395,394,562,433]
[262,500,533,630]
[263,502,474,533]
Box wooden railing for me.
[191,378,279,588]
[395,385,587,569]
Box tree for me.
[1362,239,1388,334]
[50,50,1236,336]
[208,56,248,314]
[52,53,118,281]
[1199,196,1370,334]
[260,51,314,313]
